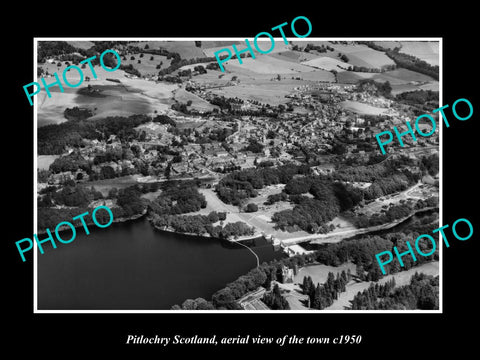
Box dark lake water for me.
[38,217,284,310]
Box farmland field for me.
[328,43,395,69]
[222,54,315,74]
[340,100,390,115]
[38,155,60,170]
[129,41,206,59]
[398,41,439,66]
[173,88,219,112]
[302,56,352,71]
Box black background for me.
[5,3,478,357]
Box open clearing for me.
[38,155,60,170]
[221,54,316,74]
[340,100,390,115]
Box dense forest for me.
[37,182,149,232]
[350,273,439,310]
[215,164,310,205]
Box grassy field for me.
[222,54,315,74]
[36,65,179,127]
[329,43,395,69]
[37,155,60,170]
[173,88,219,112]
[119,53,171,76]
[340,100,390,115]
[398,41,439,66]
[302,56,351,71]
[66,41,95,50]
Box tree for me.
[245,203,258,213]
[212,288,236,309]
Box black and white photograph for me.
[34,38,441,312]
[5,6,479,357]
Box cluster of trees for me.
[420,154,439,176]
[49,152,90,173]
[303,43,334,53]
[38,41,78,62]
[261,284,290,310]
[302,271,350,309]
[264,192,289,205]
[363,173,411,200]
[38,184,103,208]
[272,176,363,233]
[353,203,413,228]
[244,203,258,212]
[115,185,147,217]
[359,42,439,80]
[356,79,392,97]
[215,164,310,205]
[395,90,439,106]
[243,139,264,153]
[38,114,172,155]
[333,161,394,182]
[171,297,215,310]
[64,107,94,121]
[149,180,207,216]
[150,212,254,239]
[351,273,439,310]
[338,53,350,62]
[348,64,396,73]
[120,64,141,77]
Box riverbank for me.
[150,222,265,243]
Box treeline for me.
[302,271,350,309]
[350,273,439,310]
[216,164,310,206]
[359,41,439,80]
[38,114,175,155]
[395,90,439,106]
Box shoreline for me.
[150,222,265,243]
[37,209,147,235]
